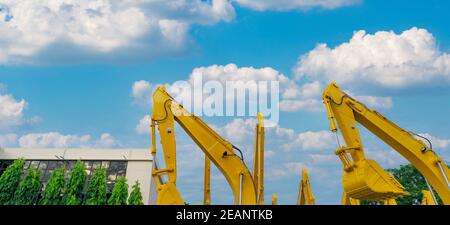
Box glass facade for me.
[0,159,128,204]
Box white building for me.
[0,148,157,205]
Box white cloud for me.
[0,93,27,129]
[17,132,119,148]
[418,133,450,150]
[132,64,322,112]
[344,90,393,109]
[136,114,151,135]
[308,154,339,164]
[132,81,155,105]
[0,0,235,64]
[19,132,92,148]
[236,0,359,11]
[210,117,336,153]
[295,27,450,88]
[266,161,309,180]
[0,84,40,130]
[355,95,393,109]
[0,133,18,147]
[283,130,335,151]
[96,133,119,148]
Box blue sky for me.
[1,0,450,204]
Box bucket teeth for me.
[343,159,407,200]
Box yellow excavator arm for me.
[151,86,257,205]
[341,192,360,205]
[297,169,316,205]
[421,190,437,205]
[253,112,265,205]
[323,82,450,204]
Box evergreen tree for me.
[13,168,42,205]
[86,168,107,205]
[40,166,66,205]
[108,176,128,205]
[65,160,87,205]
[128,180,144,205]
[0,159,25,205]
[387,164,443,205]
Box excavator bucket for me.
[156,182,185,205]
[342,159,407,200]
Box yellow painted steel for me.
[383,199,397,205]
[323,82,450,204]
[271,194,277,205]
[297,169,316,205]
[421,190,436,205]
[341,192,360,205]
[204,156,211,205]
[253,112,265,205]
[151,86,256,205]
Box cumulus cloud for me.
[132,64,323,113]
[0,84,40,130]
[132,81,158,105]
[0,93,27,129]
[266,161,309,180]
[0,0,235,64]
[236,0,359,11]
[96,133,119,148]
[18,132,91,148]
[295,27,450,88]
[418,133,450,150]
[209,117,336,153]
[17,132,118,148]
[308,154,339,164]
[282,130,336,151]
[136,114,151,135]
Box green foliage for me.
[0,159,25,205]
[86,168,107,205]
[40,166,66,205]
[65,160,87,205]
[387,164,442,205]
[13,168,42,205]
[108,176,128,205]
[128,181,144,205]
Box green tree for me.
[86,168,107,205]
[65,160,87,205]
[128,180,144,205]
[387,164,442,205]
[108,176,128,205]
[13,168,42,205]
[0,159,25,205]
[40,166,66,205]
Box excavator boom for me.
[323,82,450,204]
[151,86,257,205]
[297,169,316,205]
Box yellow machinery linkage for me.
[253,112,265,205]
[297,169,315,205]
[323,82,450,204]
[204,156,211,205]
[421,190,437,205]
[341,192,360,205]
[201,112,272,205]
[151,86,256,205]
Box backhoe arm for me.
[323,82,450,204]
[151,86,257,205]
[297,169,315,205]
